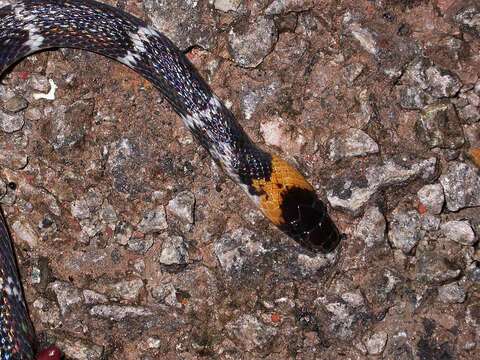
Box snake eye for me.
[280,187,340,253]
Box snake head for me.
[279,187,340,253]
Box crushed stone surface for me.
[1,0,479,359]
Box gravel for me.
[2,0,479,358]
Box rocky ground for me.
[1,0,479,359]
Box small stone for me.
[416,102,464,149]
[225,314,277,351]
[265,0,314,15]
[159,235,189,265]
[388,207,423,254]
[464,123,480,147]
[355,207,386,247]
[114,222,133,245]
[90,305,152,321]
[420,214,441,231]
[440,161,480,211]
[417,183,444,214]
[328,156,436,215]
[441,220,476,245]
[457,103,480,124]
[3,95,28,113]
[83,289,108,305]
[437,282,466,304]
[214,228,264,273]
[48,281,83,315]
[365,331,388,355]
[213,0,242,12]
[399,86,430,110]
[70,199,91,220]
[138,207,168,233]
[55,338,104,360]
[12,220,38,248]
[228,16,277,68]
[128,235,154,255]
[46,100,93,149]
[105,279,144,301]
[328,128,379,161]
[424,66,461,98]
[343,63,365,85]
[166,191,195,224]
[416,250,461,284]
[0,111,24,133]
[454,5,480,37]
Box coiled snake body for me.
[0,1,340,358]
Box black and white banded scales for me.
[0,1,340,358]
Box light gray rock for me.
[417,183,444,214]
[213,0,242,12]
[226,314,277,351]
[159,235,189,265]
[71,199,91,220]
[228,16,277,68]
[364,331,388,355]
[328,156,436,215]
[328,128,379,161]
[0,111,24,133]
[416,102,464,149]
[355,207,386,247]
[416,251,461,284]
[166,191,195,224]
[441,220,476,245]
[437,282,466,304]
[48,281,83,315]
[90,305,153,321]
[454,4,480,38]
[388,207,423,254]
[440,161,480,211]
[3,95,28,113]
[138,207,168,233]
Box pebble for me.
[70,199,91,220]
[138,206,168,233]
[364,331,388,355]
[11,219,38,248]
[328,156,436,215]
[439,161,480,211]
[143,0,216,50]
[441,220,476,245]
[354,206,386,247]
[416,250,461,284]
[225,314,277,351]
[48,281,83,316]
[213,0,242,12]
[454,4,480,37]
[159,235,189,265]
[416,102,464,149]
[166,191,195,224]
[437,282,466,304]
[90,305,153,321]
[417,183,444,214]
[46,100,93,149]
[265,0,313,15]
[228,16,277,68]
[0,111,24,133]
[328,128,379,161]
[128,235,154,255]
[55,338,104,360]
[3,95,28,113]
[388,207,423,254]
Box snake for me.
[0,0,341,358]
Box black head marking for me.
[279,187,341,253]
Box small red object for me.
[36,345,62,360]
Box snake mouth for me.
[279,187,341,253]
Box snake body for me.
[0,0,340,358]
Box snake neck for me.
[0,0,271,190]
